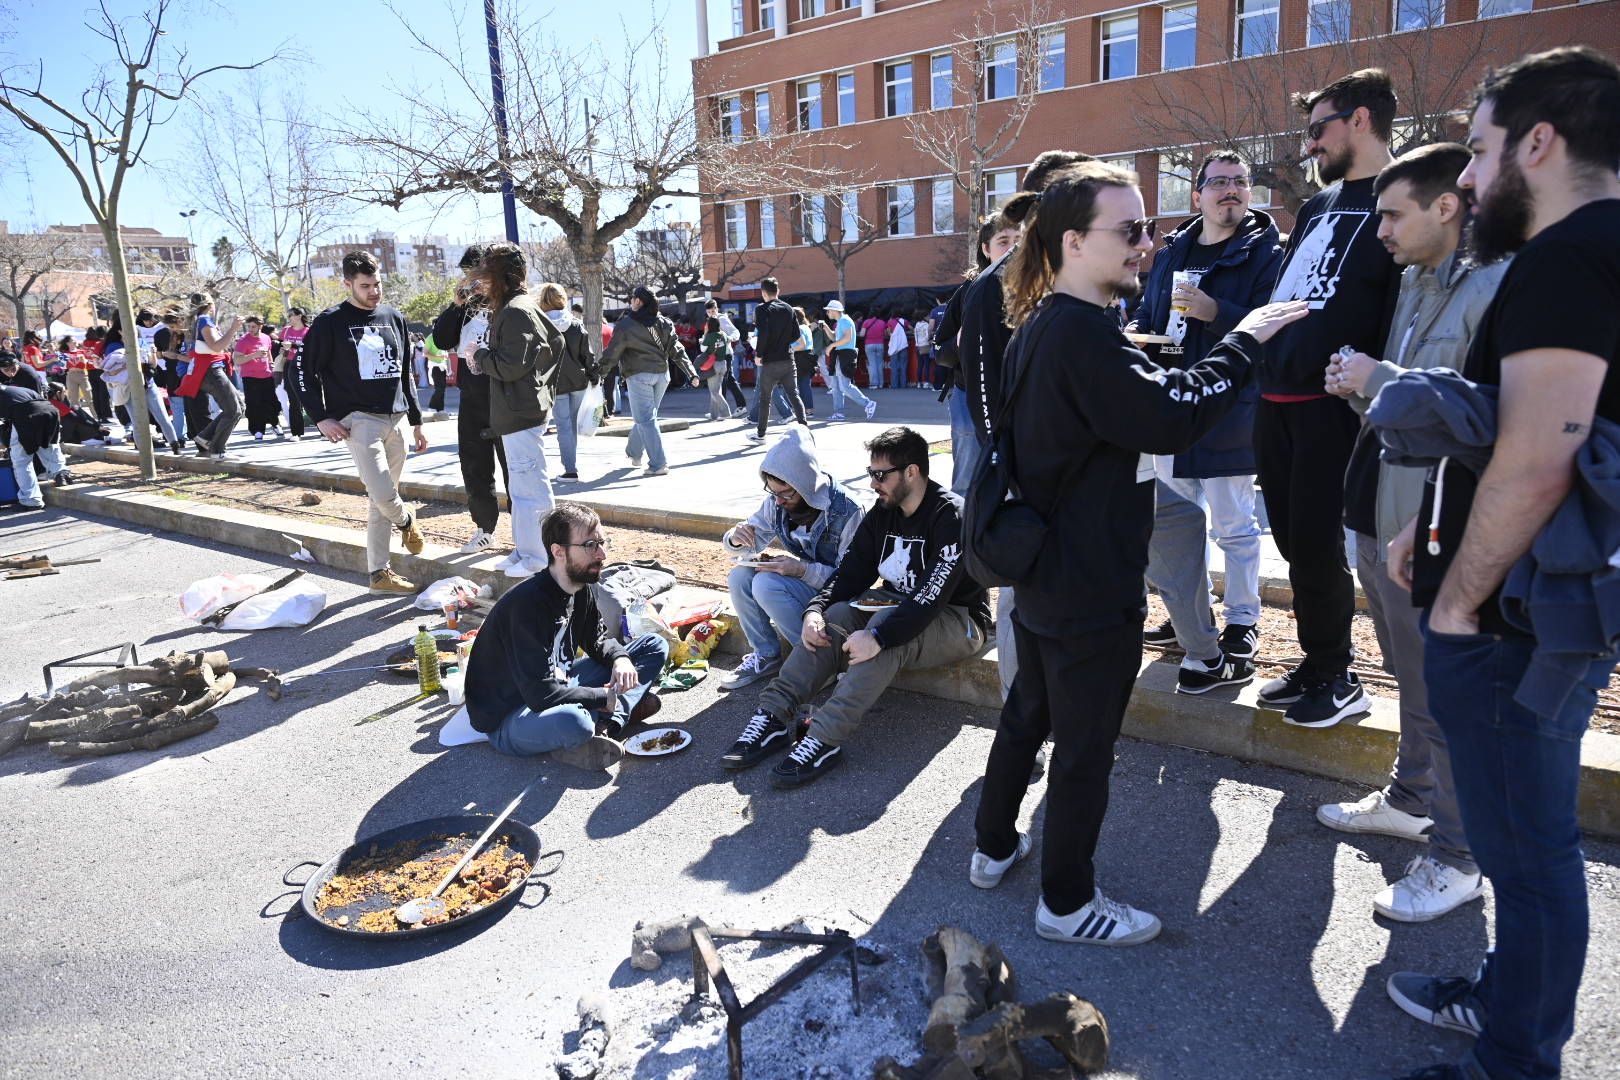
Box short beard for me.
[566,560,601,587]
[1318,145,1352,185]
[1470,156,1534,264]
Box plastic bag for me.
[218,582,327,629]
[180,574,272,621]
[415,576,481,612]
[577,384,604,437]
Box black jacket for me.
[295,302,421,426]
[754,298,799,365]
[464,572,629,733]
[551,315,600,396]
[430,300,492,400]
[1005,295,1261,638]
[956,255,1014,444]
[0,385,60,455]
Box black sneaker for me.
[1284,671,1371,728]
[1176,653,1255,695]
[1257,665,1317,708]
[1386,971,1486,1036]
[53,469,77,487]
[770,734,843,788]
[1142,619,1179,647]
[1219,623,1259,660]
[719,709,790,770]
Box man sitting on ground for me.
[720,425,866,690]
[464,503,669,771]
[721,427,991,788]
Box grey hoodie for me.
[722,425,865,589]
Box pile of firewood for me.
[874,927,1110,1080]
[0,650,280,759]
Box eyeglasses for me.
[1083,219,1158,245]
[866,465,906,483]
[565,537,612,553]
[1306,107,1357,143]
[1198,175,1253,192]
[763,484,796,502]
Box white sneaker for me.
[1374,855,1485,923]
[502,556,546,579]
[493,551,522,572]
[1316,789,1433,842]
[863,400,877,420]
[719,652,782,691]
[1036,887,1161,947]
[746,432,765,443]
[970,831,1031,889]
[458,528,495,554]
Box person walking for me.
[698,315,731,422]
[295,251,427,594]
[431,246,508,553]
[822,300,873,421]
[62,336,92,410]
[537,281,597,482]
[602,285,697,475]
[424,333,449,413]
[747,277,807,444]
[153,312,191,449]
[705,298,748,415]
[179,293,244,458]
[235,316,282,441]
[103,310,181,455]
[277,308,309,439]
[792,306,817,417]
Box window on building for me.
[931,178,956,234]
[837,71,856,124]
[840,190,860,240]
[1235,0,1279,57]
[1307,0,1351,45]
[731,0,744,37]
[755,89,772,135]
[1040,30,1066,92]
[1102,153,1139,177]
[1238,139,1273,207]
[1157,154,1194,216]
[1393,0,1445,28]
[758,0,775,31]
[885,61,914,117]
[718,95,742,143]
[930,52,953,109]
[759,199,776,247]
[724,203,748,250]
[984,168,1017,212]
[799,0,826,16]
[983,39,1016,101]
[1477,0,1530,15]
[1162,3,1197,71]
[883,183,916,237]
[1101,15,1138,81]
[797,78,823,130]
[800,195,828,244]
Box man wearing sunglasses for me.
[1257,68,1402,729]
[719,424,865,690]
[1130,149,1284,694]
[721,426,991,787]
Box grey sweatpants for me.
[758,600,986,745]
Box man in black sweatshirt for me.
[431,245,509,554]
[721,426,991,788]
[1255,68,1402,729]
[748,276,808,443]
[295,251,427,594]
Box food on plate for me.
[645,730,685,751]
[859,597,900,608]
[314,833,530,933]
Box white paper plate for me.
[850,599,902,614]
[623,727,693,757]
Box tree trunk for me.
[9,297,25,336]
[104,215,158,480]
[578,255,607,359]
[837,261,847,305]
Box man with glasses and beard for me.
[1255,67,1404,730]
[1380,47,1620,1080]
[720,426,990,788]
[464,502,670,772]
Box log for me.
[0,716,27,757]
[231,666,283,701]
[955,994,1109,1075]
[49,714,219,758]
[25,687,187,742]
[53,651,229,694]
[921,927,1017,1055]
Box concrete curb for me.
[41,479,1620,839]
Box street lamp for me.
[179,209,199,269]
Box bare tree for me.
[607,218,784,306]
[0,0,281,478]
[525,235,582,294]
[904,0,1050,264]
[34,285,73,333]
[0,226,91,334]
[799,191,890,304]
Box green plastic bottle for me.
[414,624,443,693]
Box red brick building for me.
[691,0,1614,306]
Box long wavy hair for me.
[479,242,529,312]
[1003,161,1137,329]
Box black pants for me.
[88,368,112,420]
[1254,396,1361,676]
[975,619,1143,914]
[243,376,280,434]
[428,366,447,412]
[183,392,212,439]
[754,360,807,437]
[457,385,508,533]
[281,369,305,438]
[722,370,746,410]
[602,370,619,416]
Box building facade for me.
[43,223,194,273]
[310,232,449,279]
[691,0,1614,304]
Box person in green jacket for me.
[602,285,697,476]
[698,316,731,421]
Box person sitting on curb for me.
[464,502,670,771]
[719,424,865,691]
[721,426,991,788]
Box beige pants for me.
[342,411,411,573]
[65,369,92,409]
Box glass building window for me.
[931,178,955,234]
[799,0,826,16]
[1102,15,1138,81]
[1307,0,1351,45]
[930,52,953,109]
[731,0,744,37]
[796,78,822,130]
[754,89,772,135]
[1236,0,1279,57]
[837,71,856,125]
[1162,3,1197,71]
[1478,0,1530,15]
[883,184,915,237]
[1040,30,1066,92]
[885,61,913,117]
[983,39,1016,101]
[801,195,827,244]
[1158,154,1193,216]
[984,168,1017,212]
[840,190,860,240]
[724,203,748,250]
[1393,0,1445,29]
[759,200,776,247]
[758,0,774,32]
[718,96,742,143]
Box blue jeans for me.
[864,344,885,384]
[888,350,908,389]
[624,371,668,471]
[487,633,670,756]
[1156,462,1262,625]
[830,364,870,416]
[1145,478,1220,661]
[948,390,980,497]
[554,389,584,473]
[1423,619,1614,1080]
[727,566,818,659]
[10,429,66,508]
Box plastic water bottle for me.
[414,625,443,694]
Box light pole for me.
[483,0,521,244]
[179,209,199,269]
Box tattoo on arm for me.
[1563,421,1590,435]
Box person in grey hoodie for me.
[719,424,866,689]
[1318,143,1510,925]
[602,286,697,476]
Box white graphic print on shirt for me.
[352,324,402,381]
[1270,209,1372,309]
[878,534,924,594]
[459,309,490,356]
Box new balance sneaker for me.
[368,569,416,594]
[719,652,782,691]
[398,512,426,555]
[720,710,791,770]
[1176,653,1254,695]
[1285,671,1371,728]
[1143,619,1179,648]
[1316,789,1433,842]
[863,400,877,420]
[1257,665,1318,709]
[550,734,624,771]
[1219,622,1259,660]
[970,831,1031,889]
[1375,855,1485,923]
[770,734,843,788]
[1035,888,1161,947]
[458,528,495,554]
[1386,970,1486,1036]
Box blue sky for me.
[0,0,725,251]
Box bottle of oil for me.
[414,624,443,693]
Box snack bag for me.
[683,615,736,661]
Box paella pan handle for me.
[283,860,322,888]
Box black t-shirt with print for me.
[1411,199,1620,630]
[1183,237,1230,277]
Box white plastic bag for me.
[180,574,270,621]
[577,384,604,437]
[218,582,327,629]
[415,576,481,612]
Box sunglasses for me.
[1083,218,1158,245]
[866,465,906,483]
[1306,106,1357,143]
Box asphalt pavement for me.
[3,511,1617,1079]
